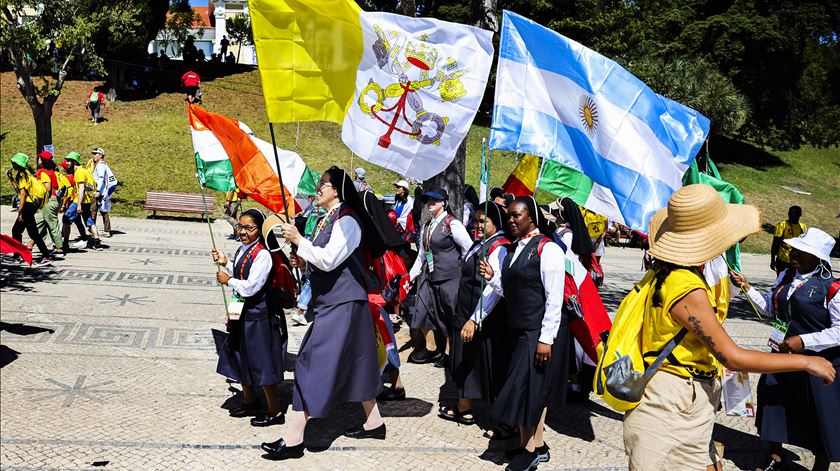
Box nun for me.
[479,196,570,471]
[407,187,473,366]
[730,228,839,471]
[441,201,511,427]
[549,197,599,401]
[212,208,288,427]
[261,167,386,460]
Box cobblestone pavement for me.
[2,207,837,471]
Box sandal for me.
[483,423,517,440]
[377,385,406,401]
[438,405,475,425]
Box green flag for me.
[195,152,237,192]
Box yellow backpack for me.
[592,269,688,412]
[55,173,72,200]
[26,173,48,208]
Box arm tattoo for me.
[685,306,728,365]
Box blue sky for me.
[189,0,208,6]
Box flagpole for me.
[196,175,229,313]
[268,123,293,225]
[477,139,491,329]
[268,122,303,288]
[533,156,547,196]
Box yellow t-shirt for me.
[774,220,807,263]
[581,208,608,240]
[642,268,720,380]
[74,167,95,204]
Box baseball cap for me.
[92,147,105,156]
[421,188,448,203]
[354,167,365,178]
[394,179,410,189]
[37,150,54,160]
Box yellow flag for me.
[250,0,365,124]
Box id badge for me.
[767,320,788,352]
[425,249,435,273]
[227,294,244,321]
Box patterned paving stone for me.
[2,207,837,470]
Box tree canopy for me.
[419,0,840,149]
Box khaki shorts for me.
[623,371,722,470]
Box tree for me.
[226,13,252,63]
[0,0,145,154]
[159,0,204,58]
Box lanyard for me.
[311,207,338,241]
[237,242,264,280]
[773,273,814,322]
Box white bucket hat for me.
[784,227,836,269]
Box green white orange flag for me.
[188,104,320,214]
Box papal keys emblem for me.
[358,26,473,149]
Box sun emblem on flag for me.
[579,95,599,136]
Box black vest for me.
[776,274,840,364]
[308,206,368,307]
[501,236,549,331]
[233,242,269,320]
[423,215,463,281]
[456,233,510,322]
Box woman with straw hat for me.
[730,228,839,471]
[622,184,835,471]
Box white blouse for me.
[223,240,272,298]
[746,267,840,352]
[296,202,362,272]
[488,229,567,345]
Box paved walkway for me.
[1,208,834,470]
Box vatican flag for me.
[250,1,493,180]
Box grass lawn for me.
[1,70,837,254]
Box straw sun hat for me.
[647,184,761,267]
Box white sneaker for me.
[101,232,111,238]
[290,312,309,326]
[71,240,88,249]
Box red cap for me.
[59,160,70,169]
[37,150,53,160]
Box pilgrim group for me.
[206,164,838,471]
[6,149,116,266]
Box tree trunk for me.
[399,0,415,17]
[106,62,127,101]
[236,44,241,64]
[425,141,467,222]
[32,101,54,155]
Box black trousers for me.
[13,202,50,256]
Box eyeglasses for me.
[234,224,259,232]
[317,182,335,190]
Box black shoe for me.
[504,447,525,460]
[506,449,541,471]
[261,438,305,460]
[229,401,263,418]
[377,385,406,401]
[433,353,448,368]
[250,413,285,427]
[407,348,432,364]
[343,423,386,440]
[536,443,550,462]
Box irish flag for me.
[250,0,493,180]
[188,104,320,214]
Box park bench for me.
[143,191,214,218]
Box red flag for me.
[0,234,33,265]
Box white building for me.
[148,0,256,65]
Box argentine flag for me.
[489,11,710,232]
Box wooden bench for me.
[144,191,214,218]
